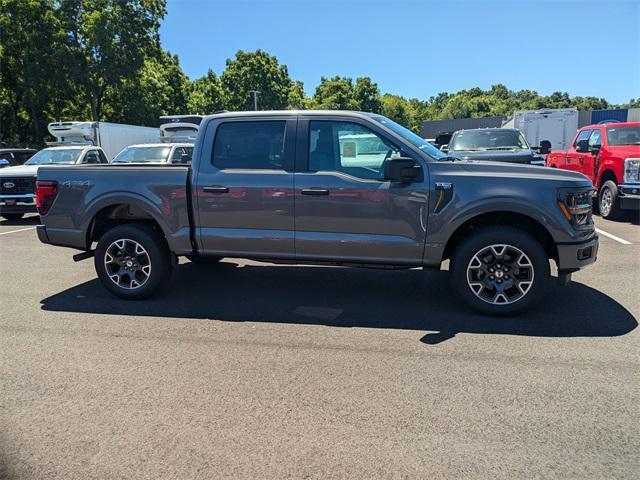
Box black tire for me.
[598,180,623,220]
[186,254,222,265]
[94,223,172,300]
[2,213,23,221]
[450,227,550,316]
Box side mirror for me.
[588,144,601,155]
[539,140,552,154]
[440,144,449,153]
[576,139,589,152]
[180,153,192,164]
[383,157,420,183]
[0,158,9,168]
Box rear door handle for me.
[301,188,330,196]
[203,186,229,194]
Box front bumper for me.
[556,236,599,273]
[0,194,37,214]
[618,184,640,210]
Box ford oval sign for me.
[3,181,15,189]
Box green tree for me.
[60,0,166,121]
[220,49,293,110]
[312,76,358,110]
[353,77,381,113]
[106,51,189,126]
[188,69,225,114]
[380,94,413,127]
[287,80,309,109]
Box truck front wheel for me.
[598,180,622,220]
[450,227,549,316]
[94,224,172,300]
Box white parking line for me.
[596,228,632,245]
[0,226,36,236]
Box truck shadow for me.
[40,261,637,345]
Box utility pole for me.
[248,90,261,110]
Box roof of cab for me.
[203,110,377,121]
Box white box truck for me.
[503,108,579,151]
[47,121,159,160]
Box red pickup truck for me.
[546,122,640,219]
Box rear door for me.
[293,115,429,265]
[193,115,296,259]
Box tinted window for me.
[573,130,592,148]
[171,146,194,164]
[607,126,640,146]
[309,121,400,180]
[213,121,286,170]
[84,150,100,164]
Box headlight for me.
[558,188,594,227]
[623,158,640,184]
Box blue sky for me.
[161,0,640,104]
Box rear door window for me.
[212,121,287,170]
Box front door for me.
[294,117,429,265]
[194,116,296,259]
[566,129,592,173]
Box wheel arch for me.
[598,169,617,188]
[442,211,557,263]
[84,195,171,249]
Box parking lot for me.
[1,214,638,479]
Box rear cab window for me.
[212,121,289,170]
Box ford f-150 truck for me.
[35,111,599,315]
[546,122,640,219]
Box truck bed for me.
[36,164,192,253]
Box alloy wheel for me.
[104,238,152,290]
[466,244,534,305]
[600,187,613,217]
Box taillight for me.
[35,180,58,215]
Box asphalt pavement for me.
[1,214,639,479]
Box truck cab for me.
[546,122,640,219]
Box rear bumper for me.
[36,224,86,250]
[556,236,599,273]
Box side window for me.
[172,146,193,164]
[84,150,100,164]
[308,121,400,180]
[212,121,286,170]
[588,129,602,147]
[573,130,592,148]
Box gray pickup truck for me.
[35,111,598,315]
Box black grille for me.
[0,176,36,195]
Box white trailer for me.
[502,109,578,152]
[47,121,159,160]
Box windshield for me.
[371,115,447,160]
[450,130,529,151]
[113,146,171,163]
[25,148,83,165]
[607,126,640,146]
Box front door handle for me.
[301,188,330,196]
[203,186,229,194]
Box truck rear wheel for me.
[450,227,549,316]
[94,224,172,300]
[598,180,622,220]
